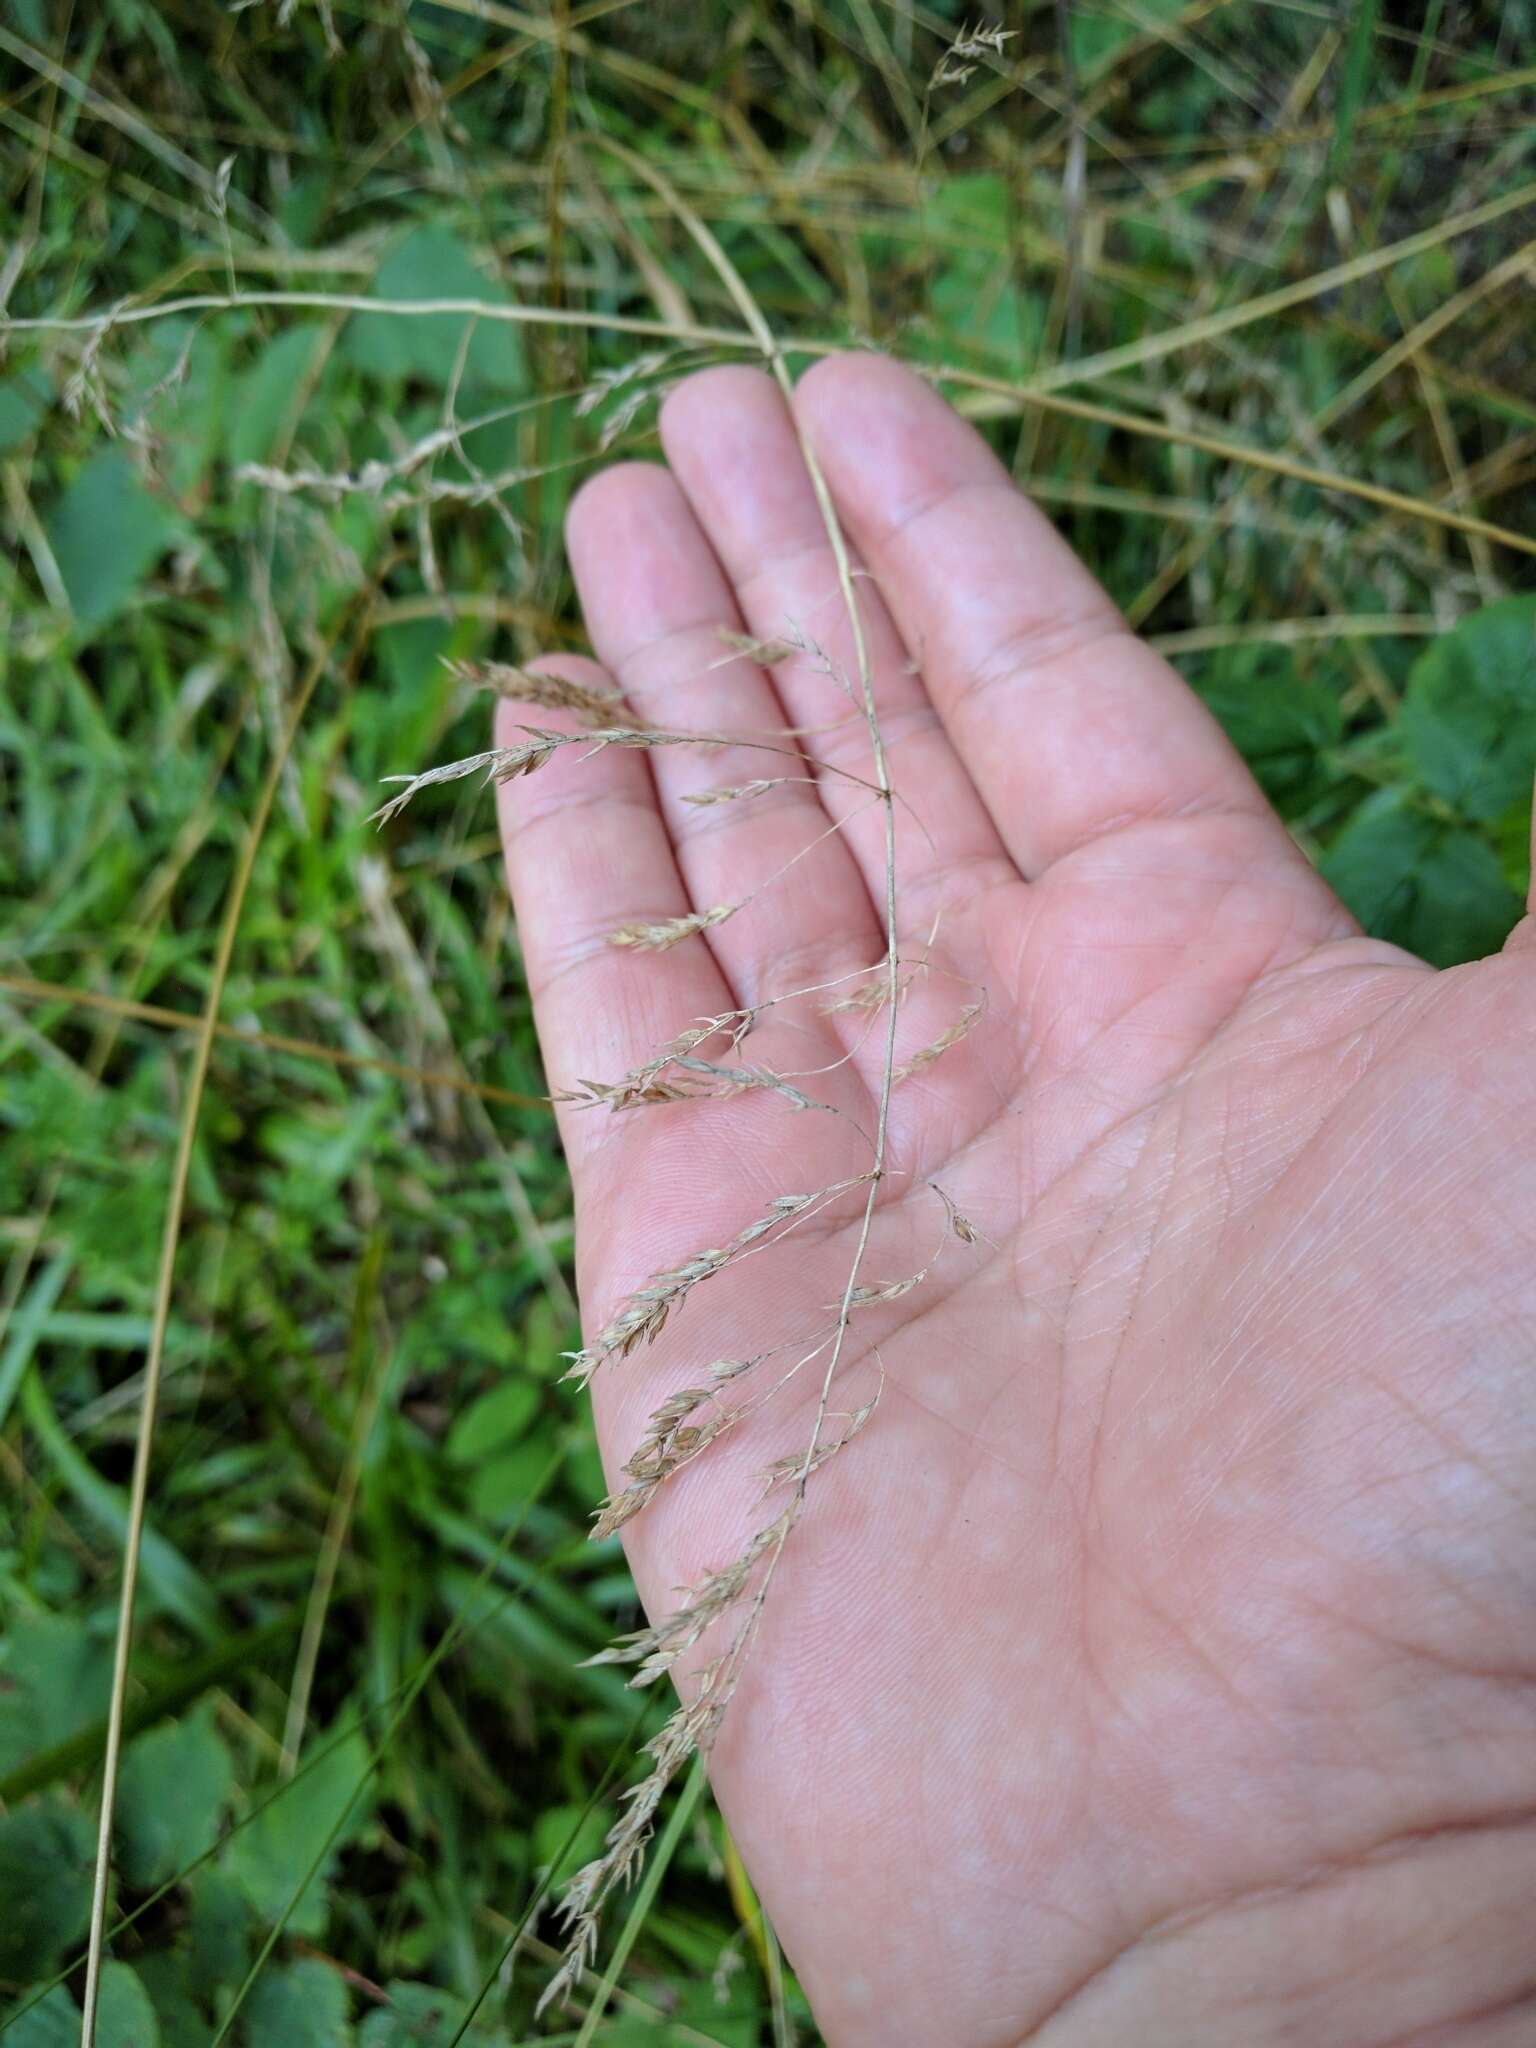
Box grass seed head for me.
[893,1000,983,1082]
[608,903,736,950]
[444,655,628,726]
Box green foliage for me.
[222,1726,373,1938]
[241,1958,353,2048]
[358,1982,508,2048]
[342,228,529,395]
[1331,0,1384,171]
[182,1870,252,2006]
[0,1796,94,1980]
[115,1708,235,1891]
[0,1986,77,2048]
[133,1952,207,2048]
[1322,791,1523,966]
[44,450,179,633]
[0,1965,160,2048]
[0,370,47,455]
[0,1609,113,1777]
[1192,651,1344,810]
[1310,598,1536,962]
[1398,597,1536,821]
[96,1960,161,2048]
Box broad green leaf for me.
[358,1982,508,2048]
[97,1960,161,2048]
[184,1868,251,2005]
[0,1606,112,1777]
[228,326,332,469]
[532,1799,608,1885]
[0,367,47,454]
[132,1954,206,2048]
[277,169,332,246]
[222,1726,372,1938]
[445,1379,540,1465]
[0,1795,95,1979]
[342,227,526,394]
[45,450,178,632]
[116,1705,235,1889]
[1399,597,1536,820]
[1193,652,1343,810]
[398,1274,522,1382]
[1321,789,1521,965]
[918,176,1045,366]
[241,1957,353,2047]
[467,1437,554,1523]
[0,1985,77,2048]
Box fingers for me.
[791,353,1329,891]
[564,463,883,1015]
[657,366,1018,929]
[493,658,732,1173]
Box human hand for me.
[496,355,1536,2046]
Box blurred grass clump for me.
[1,0,1534,2039]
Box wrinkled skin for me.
[495,356,1536,2047]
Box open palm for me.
[496,357,1536,2046]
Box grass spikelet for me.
[590,1386,737,1539]
[893,1000,983,1082]
[823,963,912,1014]
[847,1271,925,1308]
[536,1687,726,2016]
[761,1382,881,1493]
[371,737,564,822]
[681,777,780,805]
[932,1181,993,1249]
[665,1011,755,1056]
[931,20,1017,86]
[555,1014,762,1113]
[584,1510,793,1688]
[669,1058,818,1110]
[714,627,801,667]
[556,1074,702,1111]
[608,904,737,950]
[541,1499,797,2013]
[444,656,628,725]
[562,1193,824,1385]
[574,349,674,415]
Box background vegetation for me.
[2,0,1534,2039]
